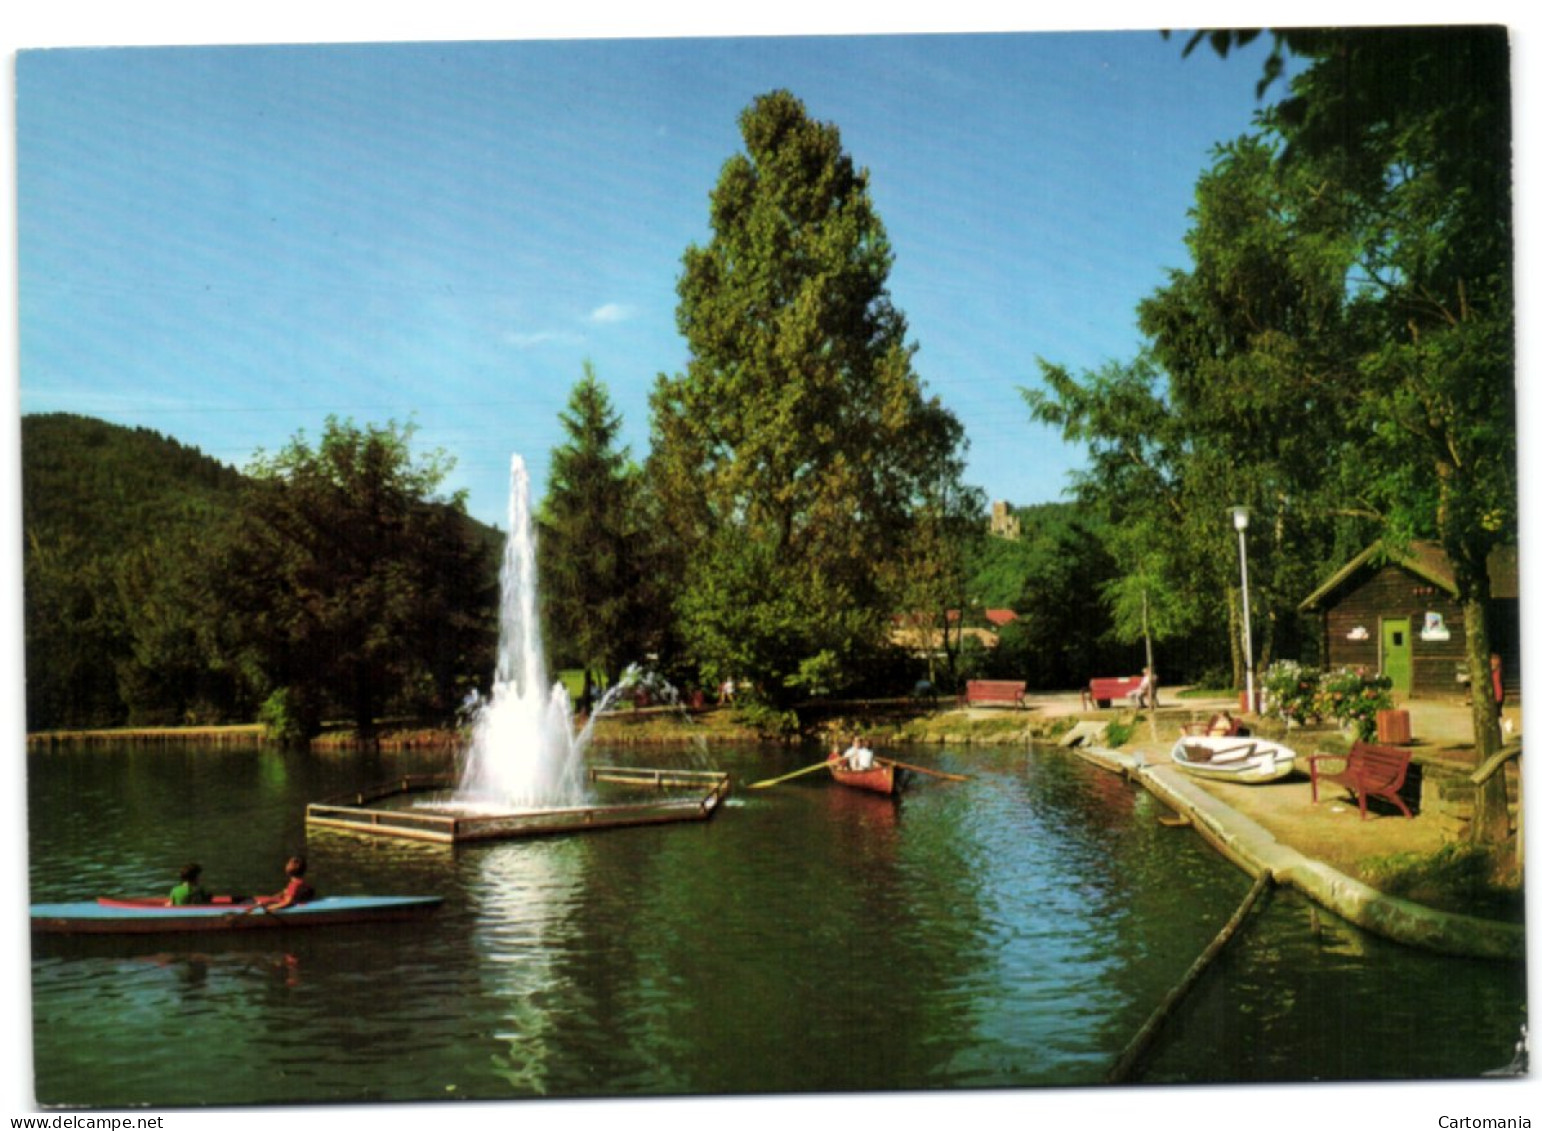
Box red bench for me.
[1081,675,1156,709]
[1308,742,1415,819]
[961,680,1027,709]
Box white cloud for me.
[588,303,632,324]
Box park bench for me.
[1308,742,1415,819]
[961,679,1028,709]
[1082,675,1155,709]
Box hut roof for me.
[1299,541,1519,612]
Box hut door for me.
[1381,617,1413,695]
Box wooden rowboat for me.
[826,753,903,796]
[1170,735,1298,784]
[30,894,444,935]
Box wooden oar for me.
[875,757,969,782]
[747,758,839,789]
[233,899,289,921]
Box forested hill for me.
[22,413,248,552]
[21,415,251,730]
[21,413,501,733]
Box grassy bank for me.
[23,700,1267,751]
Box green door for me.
[1382,617,1413,696]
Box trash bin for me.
[1377,708,1412,745]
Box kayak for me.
[98,895,251,909]
[30,894,444,935]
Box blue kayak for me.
[31,894,444,935]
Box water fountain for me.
[457,455,589,811]
[305,455,730,844]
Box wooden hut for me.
[1298,542,1520,700]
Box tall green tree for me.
[539,364,656,696]
[1133,132,1375,680]
[1285,28,1514,771]
[23,529,125,728]
[1025,352,1226,664]
[1035,31,1514,791]
[211,417,495,741]
[112,531,249,725]
[650,90,968,704]
[1185,29,1516,829]
[892,479,985,689]
[965,504,1124,689]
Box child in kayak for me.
[258,855,317,910]
[169,863,211,906]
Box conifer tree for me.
[650,90,966,703]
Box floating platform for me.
[305,767,731,844]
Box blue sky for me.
[18,29,1293,528]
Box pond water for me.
[23,741,1527,1112]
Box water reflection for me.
[26,741,1527,1106]
[469,840,587,1094]
[1144,886,1528,1083]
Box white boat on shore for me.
[1170,734,1298,784]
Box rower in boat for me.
[842,735,875,771]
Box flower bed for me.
[1262,662,1393,740]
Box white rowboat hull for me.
[1170,736,1297,784]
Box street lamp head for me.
[1231,506,1250,532]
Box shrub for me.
[1262,662,1391,740]
[258,686,319,745]
[1191,665,1234,694]
[1104,719,1136,747]
[736,700,802,739]
[1262,660,1324,726]
[1315,667,1393,741]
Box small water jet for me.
[305,454,729,844]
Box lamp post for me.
[1231,506,1256,713]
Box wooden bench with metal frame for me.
[1082,675,1156,709]
[961,679,1028,709]
[1308,742,1415,819]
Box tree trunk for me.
[1141,588,1155,676]
[1446,535,1507,844]
[353,663,377,742]
[1462,591,1509,845]
[1226,585,1244,690]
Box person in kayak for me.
[169,863,211,906]
[258,855,316,910]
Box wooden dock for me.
[305,767,732,844]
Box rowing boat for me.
[1170,735,1298,784]
[826,753,903,796]
[30,894,444,935]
